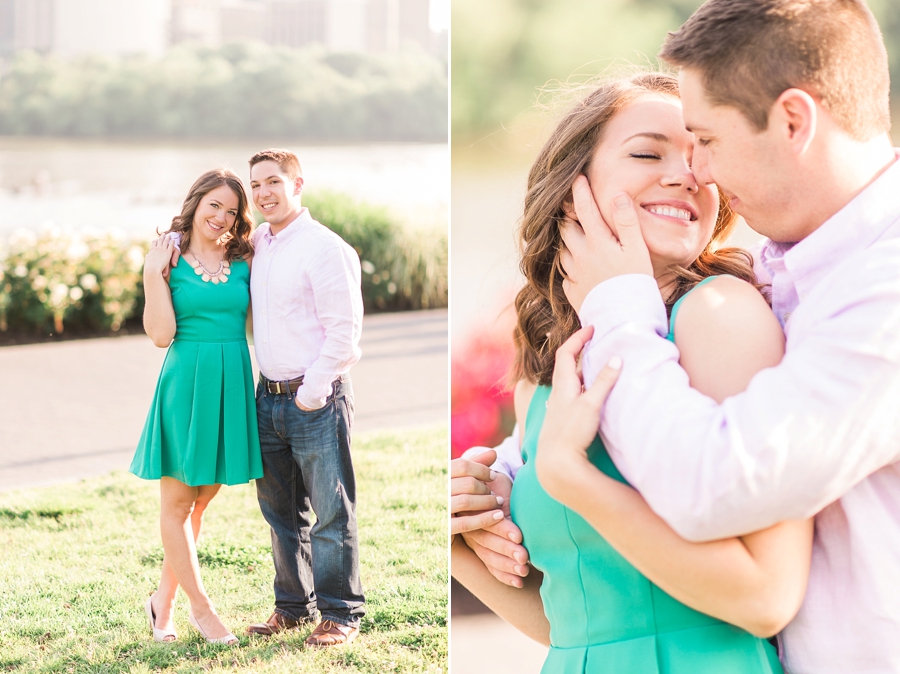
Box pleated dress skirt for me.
[130,257,263,487]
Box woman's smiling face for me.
[585,93,719,278]
[191,184,239,244]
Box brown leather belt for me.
[260,373,304,395]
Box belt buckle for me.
[275,381,285,395]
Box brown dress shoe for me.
[304,619,359,647]
[246,611,310,636]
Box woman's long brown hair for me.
[163,168,254,261]
[511,72,765,387]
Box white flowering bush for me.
[0,230,148,337]
[0,192,448,342]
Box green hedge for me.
[0,193,447,342]
[304,191,448,312]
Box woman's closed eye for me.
[630,152,662,160]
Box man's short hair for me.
[659,0,891,141]
[249,148,303,181]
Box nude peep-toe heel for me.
[145,596,177,643]
[188,612,239,645]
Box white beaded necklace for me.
[186,248,231,284]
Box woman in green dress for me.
[451,73,814,672]
[130,168,262,645]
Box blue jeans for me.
[255,375,365,627]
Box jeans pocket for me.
[292,396,332,416]
[286,396,340,445]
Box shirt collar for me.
[760,150,900,300]
[262,207,312,245]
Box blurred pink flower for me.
[451,329,516,459]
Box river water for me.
[0,138,448,239]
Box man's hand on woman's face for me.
[451,450,531,588]
[559,175,653,312]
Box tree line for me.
[0,42,448,141]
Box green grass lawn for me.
[0,425,448,673]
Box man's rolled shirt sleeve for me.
[577,267,900,542]
[461,426,523,482]
[294,241,363,409]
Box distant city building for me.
[327,0,368,53]
[366,0,433,54]
[0,0,441,57]
[366,0,398,53]
[174,0,437,55]
[398,0,430,51]
[0,0,56,54]
[171,0,221,45]
[220,0,265,43]
[0,0,169,57]
[265,0,326,48]
[0,1,11,53]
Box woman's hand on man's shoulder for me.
[145,234,177,280]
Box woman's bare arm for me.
[451,537,550,644]
[450,378,550,645]
[537,277,813,637]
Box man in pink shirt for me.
[454,1,900,671]
[244,149,365,646]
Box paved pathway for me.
[451,613,548,674]
[0,309,447,492]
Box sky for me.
[430,0,449,32]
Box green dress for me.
[130,257,263,487]
[509,279,783,673]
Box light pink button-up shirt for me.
[251,208,363,410]
[576,156,900,672]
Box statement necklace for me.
[186,248,231,284]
